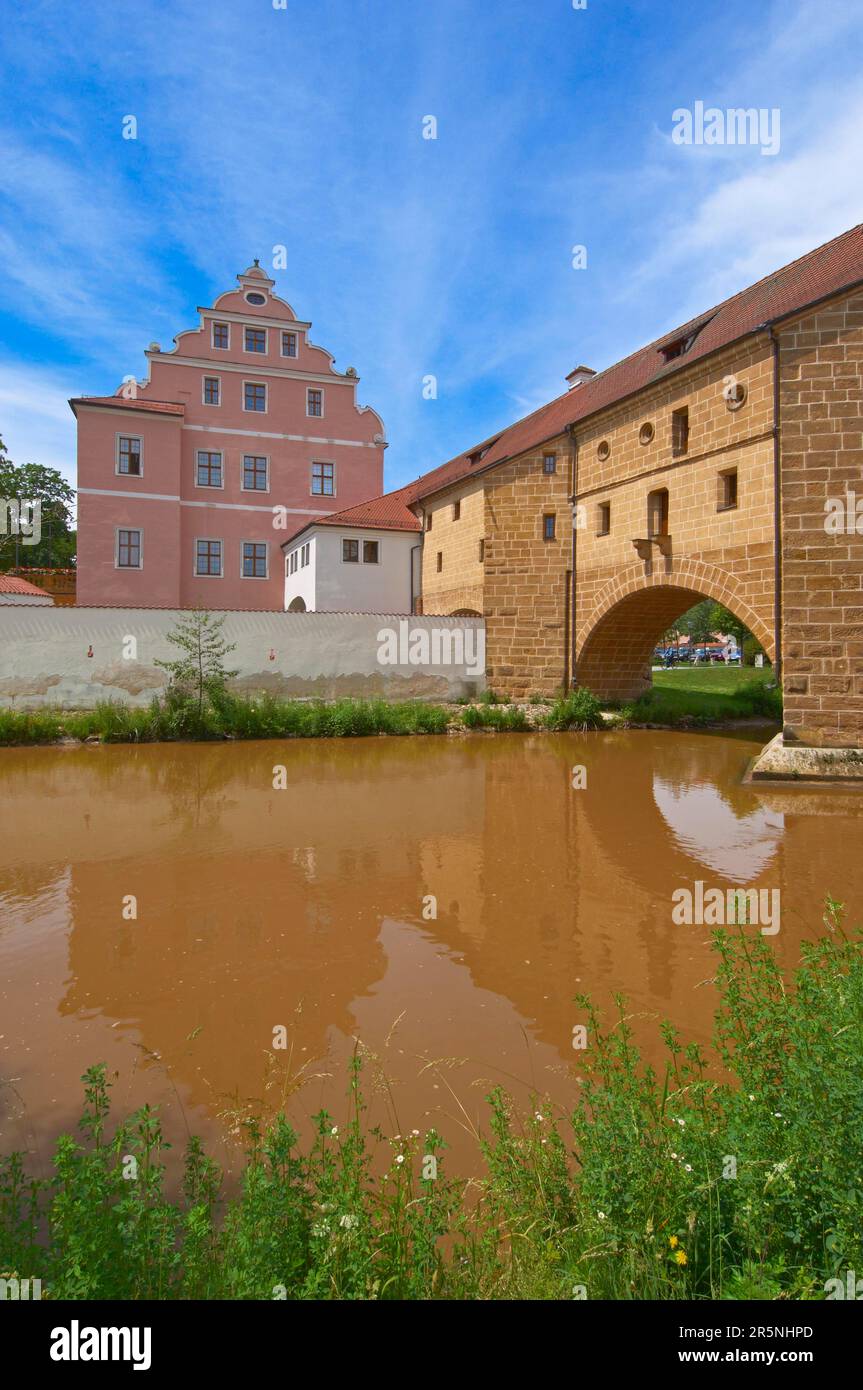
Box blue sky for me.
[1,0,863,495]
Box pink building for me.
[72,262,387,608]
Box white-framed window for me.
[212,321,230,350]
[202,375,221,406]
[363,540,380,564]
[342,538,359,563]
[289,550,298,575]
[116,434,142,477]
[301,542,310,567]
[307,387,324,417]
[281,331,298,358]
[195,538,223,577]
[311,461,334,495]
[115,527,143,568]
[241,541,268,578]
[242,454,269,492]
[196,450,223,488]
[244,325,267,354]
[243,380,267,412]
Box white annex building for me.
[282,487,421,615]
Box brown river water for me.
[1,729,862,1180]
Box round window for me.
[639,422,655,445]
[245,291,267,305]
[597,440,610,461]
[726,381,747,411]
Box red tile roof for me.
[0,574,53,597]
[409,221,863,501]
[281,484,422,546]
[69,395,185,416]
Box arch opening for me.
[576,583,774,702]
[287,596,307,613]
[450,607,482,618]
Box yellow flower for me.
[675,1250,687,1266]
[669,1235,678,1249]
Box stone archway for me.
[450,607,482,618]
[575,558,775,701]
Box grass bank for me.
[2,909,860,1300]
[0,688,605,745]
[611,666,782,727]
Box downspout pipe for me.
[568,423,579,689]
[410,543,420,615]
[764,326,783,688]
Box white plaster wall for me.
[284,532,317,611]
[0,606,485,708]
[284,526,416,613]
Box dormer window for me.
[657,314,715,364]
[659,334,694,363]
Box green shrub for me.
[2,909,861,1300]
[461,703,529,731]
[542,687,604,731]
[742,636,768,667]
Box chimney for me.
[566,365,596,389]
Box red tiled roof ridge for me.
[405,220,863,502]
[69,395,185,415]
[0,573,53,596]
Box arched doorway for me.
[450,608,482,618]
[576,561,774,701]
[287,596,307,613]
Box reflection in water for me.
[1,731,861,1177]
[653,777,784,880]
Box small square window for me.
[245,326,266,353]
[242,542,268,578]
[543,453,557,474]
[719,469,738,510]
[307,388,323,417]
[244,382,266,412]
[195,539,222,576]
[243,455,268,491]
[342,539,359,563]
[363,540,379,564]
[543,514,556,542]
[203,376,220,406]
[196,451,223,487]
[311,462,334,496]
[212,322,229,350]
[647,488,669,537]
[597,501,611,536]
[672,406,689,456]
[117,436,142,476]
[281,331,298,358]
[117,528,142,568]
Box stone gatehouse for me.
[398,222,863,750]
